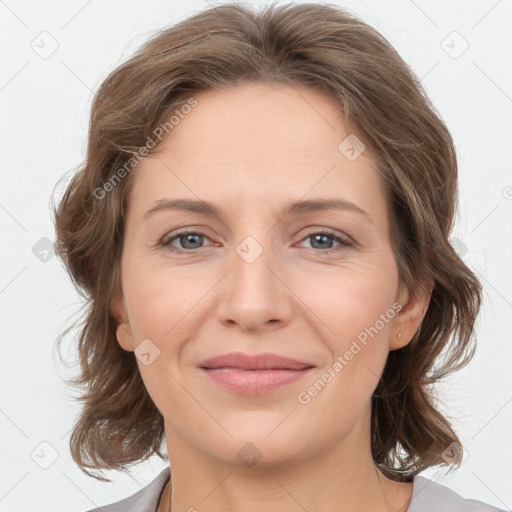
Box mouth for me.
[197,352,315,395]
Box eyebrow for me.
[144,198,373,224]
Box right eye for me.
[160,230,214,253]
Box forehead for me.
[127,82,388,226]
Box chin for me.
[211,438,303,470]
[201,418,314,468]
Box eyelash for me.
[159,227,353,255]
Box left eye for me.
[160,229,352,254]
[298,229,353,252]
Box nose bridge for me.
[216,230,292,330]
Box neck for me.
[161,412,413,512]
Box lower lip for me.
[200,367,314,395]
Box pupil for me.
[182,234,202,249]
[313,234,332,249]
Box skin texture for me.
[112,82,432,512]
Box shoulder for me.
[409,475,506,512]
[83,467,170,512]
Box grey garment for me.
[85,467,506,512]
[409,475,506,511]
[85,468,170,512]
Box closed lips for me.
[198,352,314,371]
[198,352,315,395]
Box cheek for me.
[122,260,201,343]
[302,259,398,348]
[121,267,200,415]
[298,254,399,399]
[295,272,397,436]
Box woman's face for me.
[113,81,429,468]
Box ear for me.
[390,277,434,350]
[111,294,135,352]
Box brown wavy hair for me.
[52,2,482,482]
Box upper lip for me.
[198,352,314,371]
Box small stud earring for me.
[397,332,403,339]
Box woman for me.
[53,3,505,511]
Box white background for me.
[1,0,511,510]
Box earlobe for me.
[116,323,135,352]
[390,278,434,350]
[111,294,135,352]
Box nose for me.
[215,236,294,333]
